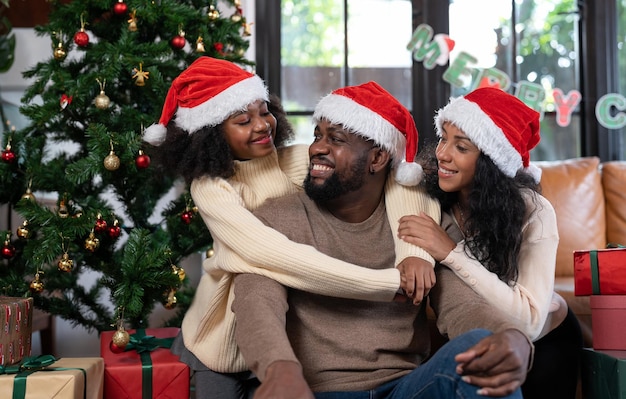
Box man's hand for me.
[396,257,435,305]
[454,329,532,397]
[254,360,314,399]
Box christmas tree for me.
[0,0,252,332]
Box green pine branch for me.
[0,0,246,332]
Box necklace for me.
[455,203,469,235]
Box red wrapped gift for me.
[0,297,33,366]
[100,327,189,399]
[574,248,626,296]
[591,295,626,350]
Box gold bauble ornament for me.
[206,248,214,258]
[84,231,100,252]
[53,42,67,61]
[177,266,186,281]
[21,187,36,202]
[57,253,73,272]
[231,12,242,23]
[30,273,44,293]
[163,289,177,309]
[112,328,130,348]
[207,5,220,20]
[94,91,111,109]
[172,264,186,281]
[58,200,70,218]
[16,220,30,239]
[104,151,120,171]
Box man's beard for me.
[304,154,368,202]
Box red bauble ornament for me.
[170,35,186,50]
[108,225,121,239]
[113,0,128,15]
[181,210,194,224]
[94,218,108,233]
[135,151,151,169]
[74,30,89,47]
[1,243,15,259]
[109,341,125,354]
[1,148,16,163]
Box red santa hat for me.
[143,56,268,146]
[312,81,422,186]
[434,87,542,182]
[433,34,455,66]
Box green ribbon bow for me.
[125,329,174,399]
[0,355,57,375]
[126,332,174,353]
[0,355,87,399]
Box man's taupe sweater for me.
[233,192,523,392]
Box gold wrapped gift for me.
[0,357,104,399]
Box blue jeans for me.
[315,329,523,399]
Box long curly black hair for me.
[418,141,541,284]
[150,94,295,185]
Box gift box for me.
[581,348,626,399]
[0,356,104,399]
[0,297,33,366]
[100,327,189,399]
[574,248,626,295]
[590,295,626,350]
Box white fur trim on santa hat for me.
[313,94,405,167]
[143,74,268,146]
[435,96,522,178]
[176,74,268,133]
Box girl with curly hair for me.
[398,87,583,399]
[144,57,440,398]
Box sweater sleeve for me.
[232,273,298,380]
[384,178,440,266]
[431,267,528,339]
[439,194,559,340]
[191,177,401,302]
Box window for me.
[449,0,581,160]
[256,0,625,161]
[259,0,413,144]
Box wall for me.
[0,0,255,357]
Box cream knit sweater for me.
[440,191,559,340]
[181,144,440,372]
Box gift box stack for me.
[0,296,105,398]
[574,247,626,350]
[100,327,190,399]
[574,247,626,398]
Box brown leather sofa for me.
[537,157,626,347]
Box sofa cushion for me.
[602,161,626,246]
[536,157,606,277]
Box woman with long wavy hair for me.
[398,87,583,399]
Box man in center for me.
[232,82,532,399]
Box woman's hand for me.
[398,212,457,262]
